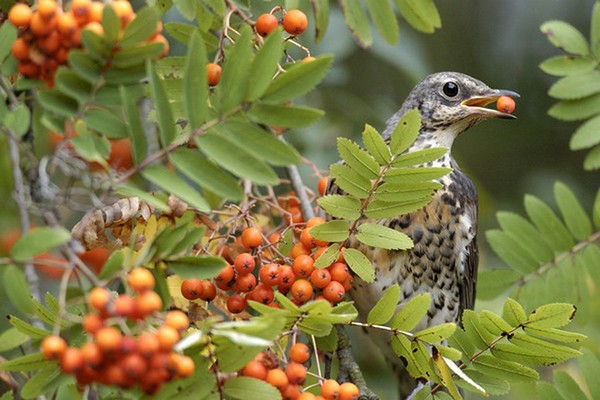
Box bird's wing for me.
[459,193,479,319]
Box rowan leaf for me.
[548,93,600,121]
[313,243,341,268]
[355,223,413,250]
[472,354,539,382]
[527,303,577,328]
[570,114,600,149]
[389,109,421,155]
[317,195,361,220]
[309,220,350,243]
[165,256,226,280]
[10,228,71,262]
[339,0,372,48]
[342,248,375,283]
[524,325,586,343]
[0,352,52,372]
[554,371,588,400]
[247,103,324,128]
[541,20,589,56]
[362,124,391,165]
[477,269,521,300]
[554,182,592,240]
[524,194,574,251]
[223,377,282,400]
[365,0,399,44]
[367,284,400,325]
[2,265,35,316]
[141,164,210,212]
[414,322,456,343]
[216,25,253,113]
[503,298,527,327]
[337,137,379,179]
[480,310,513,335]
[539,56,596,77]
[329,164,371,199]
[486,230,538,274]
[147,61,176,147]
[246,29,283,101]
[183,31,208,130]
[389,293,430,331]
[548,70,600,99]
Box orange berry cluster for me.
[41,268,194,394]
[240,344,360,400]
[180,218,353,315]
[255,9,308,37]
[8,0,167,86]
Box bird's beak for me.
[461,89,520,119]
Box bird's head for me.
[385,72,519,148]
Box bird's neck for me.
[405,127,458,169]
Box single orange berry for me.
[235,272,257,293]
[300,227,328,249]
[136,290,163,316]
[290,242,311,259]
[328,262,350,283]
[289,342,310,364]
[171,353,195,378]
[283,9,308,35]
[320,379,341,400]
[234,252,256,274]
[88,1,104,22]
[338,382,360,400]
[292,254,315,278]
[57,12,78,36]
[83,21,104,36]
[127,267,155,293]
[164,310,190,331]
[255,13,278,36]
[317,177,328,196]
[290,279,313,303]
[8,3,33,27]
[496,95,516,114]
[114,294,137,318]
[297,393,317,400]
[137,332,160,358]
[11,38,30,61]
[40,335,68,359]
[181,278,203,300]
[267,367,289,389]
[95,326,122,353]
[82,313,104,334]
[59,347,84,374]
[227,293,247,313]
[88,287,111,311]
[323,281,345,303]
[241,227,263,249]
[242,359,268,380]
[81,341,103,368]
[282,384,302,400]
[110,0,133,27]
[277,265,296,294]
[306,217,326,229]
[285,362,307,385]
[251,283,275,304]
[37,0,59,20]
[206,63,222,86]
[30,11,56,36]
[310,268,332,289]
[199,280,217,301]
[259,263,279,286]
[156,325,180,351]
[122,352,148,379]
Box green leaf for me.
[337,137,379,179]
[539,56,596,77]
[365,197,432,219]
[10,227,71,262]
[414,322,456,343]
[374,181,440,203]
[101,5,120,43]
[112,42,164,67]
[339,0,372,48]
[7,315,51,339]
[524,325,586,343]
[581,349,600,399]
[98,249,125,280]
[246,29,284,101]
[362,124,391,165]
[0,352,52,372]
[223,377,282,400]
[147,61,176,147]
[312,0,330,42]
[390,293,430,331]
[309,220,350,243]
[367,284,400,325]
[173,0,196,20]
[31,298,58,327]
[486,230,539,274]
[165,255,226,279]
[548,93,600,121]
[395,0,441,33]
[541,20,589,56]
[503,298,527,327]
[247,103,324,128]
[480,310,513,335]
[141,164,210,212]
[554,182,592,240]
[183,31,208,130]
[448,327,475,359]
[584,144,600,170]
[384,166,451,184]
[527,303,577,328]
[217,26,253,113]
[554,371,588,400]
[313,243,341,268]
[4,104,31,137]
[342,248,375,283]
[169,148,244,201]
[21,365,61,399]
[0,328,30,353]
[317,195,361,220]
[432,351,462,400]
[2,265,35,315]
[500,332,582,365]
[524,194,574,251]
[536,381,566,400]
[84,108,127,138]
[391,147,448,167]
[365,0,399,44]
[196,132,279,185]
[262,55,333,103]
[496,211,554,264]
[120,86,146,164]
[592,1,600,58]
[594,188,600,228]
[389,110,421,155]
[570,114,600,149]
[0,23,17,62]
[120,7,158,47]
[37,91,79,119]
[548,70,600,100]
[462,310,496,349]
[355,223,413,250]
[476,269,521,300]
[472,354,539,382]
[329,164,371,199]
[224,121,300,166]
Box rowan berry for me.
[259,263,279,286]
[293,254,315,278]
[283,9,308,35]
[119,335,137,355]
[235,272,257,293]
[38,31,61,54]
[310,268,331,289]
[215,263,235,287]
[339,382,360,400]
[9,4,33,27]
[164,310,190,331]
[114,294,137,318]
[497,95,516,114]
[137,332,160,358]
[156,325,180,351]
[40,335,68,359]
[241,227,263,249]
[277,265,296,294]
[234,252,256,274]
[300,227,328,249]
[289,342,310,364]
[30,11,56,36]
[111,0,133,27]
[282,384,302,400]
[287,206,304,224]
[81,341,103,368]
[88,1,104,22]
[11,38,30,61]
[122,352,148,379]
[198,280,217,301]
[255,13,278,36]
[58,12,78,36]
[88,287,111,312]
[37,0,59,20]
[95,326,122,353]
[317,177,328,196]
[242,359,268,380]
[306,217,326,228]
[290,242,311,258]
[320,379,341,400]
[181,278,203,300]
[291,279,313,303]
[267,367,289,389]
[298,393,317,400]
[206,63,222,86]
[127,267,155,293]
[136,290,163,315]
[342,275,354,292]
[329,262,350,283]
[83,21,103,36]
[227,293,247,313]
[285,362,307,385]
[83,313,104,334]
[252,283,275,304]
[323,281,345,303]
[171,353,195,377]
[60,347,84,373]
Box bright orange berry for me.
[206,63,222,86]
[282,9,308,35]
[289,342,310,364]
[497,95,516,114]
[255,13,278,36]
[8,3,33,27]
[40,335,67,359]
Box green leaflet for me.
[120,86,146,164]
[502,298,527,327]
[362,124,391,164]
[0,328,30,353]
[472,354,539,382]
[413,322,456,343]
[309,220,350,243]
[317,195,361,220]
[548,70,600,100]
[524,194,574,251]
[10,228,71,262]
[527,303,577,328]
[365,0,399,44]
[165,256,226,280]
[247,103,325,128]
[389,292,430,331]
[223,377,282,400]
[245,29,284,101]
[141,164,210,212]
[7,316,51,339]
[312,0,330,42]
[496,211,554,265]
[313,243,341,269]
[554,182,593,240]
[367,284,400,325]
[541,20,589,56]
[337,137,379,179]
[486,230,539,274]
[391,147,448,167]
[355,223,413,250]
[581,349,600,399]
[524,325,586,343]
[342,248,375,282]
[338,0,372,48]
[0,352,53,372]
[147,61,176,147]
[539,56,596,77]
[329,164,371,199]
[549,93,600,121]
[479,310,513,335]
[554,371,588,400]
[2,265,35,316]
[183,31,208,130]
[462,310,496,349]
[570,114,600,149]
[389,109,421,155]
[477,269,521,300]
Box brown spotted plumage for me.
[331,72,518,397]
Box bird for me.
[331,72,518,397]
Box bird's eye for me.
[443,82,459,97]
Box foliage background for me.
[0,0,598,399]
